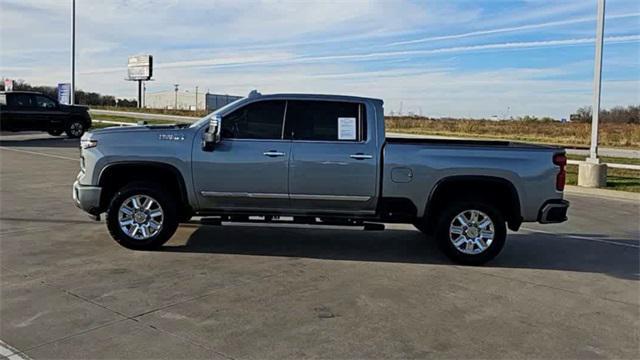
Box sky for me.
[0,0,639,118]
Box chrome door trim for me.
[201,191,289,199]
[349,154,373,160]
[289,194,371,201]
[263,151,286,157]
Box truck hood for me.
[89,123,189,136]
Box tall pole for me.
[589,0,606,163]
[195,86,198,111]
[174,84,179,109]
[70,0,76,104]
[137,80,142,108]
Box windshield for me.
[189,97,246,128]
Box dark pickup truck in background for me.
[0,91,91,138]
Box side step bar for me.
[198,216,385,231]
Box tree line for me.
[574,105,639,124]
[0,80,138,107]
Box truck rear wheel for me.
[434,201,506,265]
[106,182,178,250]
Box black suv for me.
[0,91,92,138]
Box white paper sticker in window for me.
[338,117,357,140]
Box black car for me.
[0,91,92,138]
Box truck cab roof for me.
[245,90,383,104]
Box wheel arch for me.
[98,161,191,215]
[423,175,522,231]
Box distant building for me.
[145,90,241,112]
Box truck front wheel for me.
[106,182,179,250]
[434,201,506,265]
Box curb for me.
[565,185,640,202]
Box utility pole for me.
[174,84,179,109]
[578,0,608,188]
[70,0,76,104]
[195,86,199,111]
[589,0,606,163]
[143,82,146,108]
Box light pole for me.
[578,0,608,188]
[589,0,606,163]
[174,84,179,109]
[70,0,76,104]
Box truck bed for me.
[386,136,560,150]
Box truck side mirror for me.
[202,115,221,151]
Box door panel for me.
[289,141,378,213]
[284,100,378,213]
[6,93,35,130]
[192,99,290,211]
[192,139,291,210]
[32,95,64,131]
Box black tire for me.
[434,201,506,265]
[106,182,179,250]
[65,119,85,138]
[48,128,64,136]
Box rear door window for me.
[284,100,366,141]
[221,100,286,140]
[0,94,6,106]
[34,95,57,109]
[7,94,33,108]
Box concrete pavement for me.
[0,133,638,359]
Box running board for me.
[198,216,385,230]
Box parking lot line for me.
[0,339,31,360]
[0,146,78,162]
[521,226,640,248]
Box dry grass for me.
[92,105,207,118]
[386,117,640,149]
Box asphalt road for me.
[1,133,638,359]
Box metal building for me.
[145,90,241,112]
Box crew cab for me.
[0,91,91,138]
[73,91,569,264]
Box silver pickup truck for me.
[73,91,569,264]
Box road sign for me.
[4,79,13,91]
[58,83,71,104]
[127,55,153,81]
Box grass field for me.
[92,115,184,126]
[386,117,640,149]
[93,105,208,118]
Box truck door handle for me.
[263,150,285,157]
[350,153,373,160]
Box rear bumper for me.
[537,199,569,224]
[73,180,102,215]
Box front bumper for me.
[73,180,102,215]
[538,199,569,224]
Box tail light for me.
[553,153,567,191]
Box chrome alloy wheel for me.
[118,195,164,240]
[69,122,84,137]
[449,209,495,255]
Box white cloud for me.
[388,13,640,46]
[0,0,638,118]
